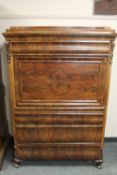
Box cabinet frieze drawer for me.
[15,114,103,125]
[16,144,102,160]
[15,125,102,143]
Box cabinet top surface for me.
[3,26,116,38]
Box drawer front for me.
[15,114,103,125]
[16,144,102,160]
[15,124,102,143]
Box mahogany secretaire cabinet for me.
[0,54,9,170]
[3,27,116,168]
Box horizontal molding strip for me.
[16,142,101,147]
[104,137,117,142]
[15,111,104,115]
[0,15,117,20]
[16,124,102,128]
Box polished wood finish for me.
[3,27,116,167]
[0,55,9,170]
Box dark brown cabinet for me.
[0,55,9,170]
[3,27,116,168]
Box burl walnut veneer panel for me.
[3,27,116,168]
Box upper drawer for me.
[11,42,112,55]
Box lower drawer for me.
[16,144,102,160]
[15,124,102,143]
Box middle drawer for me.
[15,114,103,125]
[15,124,102,143]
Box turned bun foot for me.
[95,160,103,169]
[14,158,21,168]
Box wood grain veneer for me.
[3,26,116,168]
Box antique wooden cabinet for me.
[0,55,9,170]
[3,27,116,168]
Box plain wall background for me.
[0,0,117,137]
[0,0,93,17]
